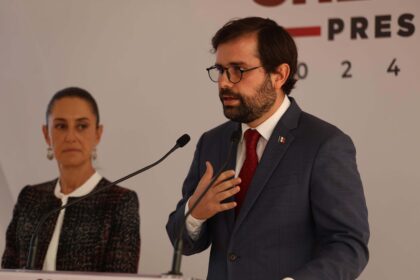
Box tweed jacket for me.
[2,178,140,273]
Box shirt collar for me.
[241,94,291,142]
[54,171,102,199]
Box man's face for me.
[215,33,279,127]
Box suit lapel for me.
[232,99,301,234]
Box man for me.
[166,17,369,280]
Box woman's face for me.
[43,97,103,169]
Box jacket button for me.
[228,253,238,262]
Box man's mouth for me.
[221,95,240,106]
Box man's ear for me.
[271,63,290,92]
[42,125,51,146]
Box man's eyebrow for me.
[215,61,247,67]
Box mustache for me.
[219,88,241,99]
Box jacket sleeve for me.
[291,132,370,280]
[103,190,140,273]
[1,186,30,269]
[166,134,212,256]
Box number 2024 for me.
[295,58,400,79]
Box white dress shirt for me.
[42,171,102,271]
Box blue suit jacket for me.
[166,99,369,280]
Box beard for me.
[219,75,277,124]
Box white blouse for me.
[42,172,102,271]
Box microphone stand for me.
[168,131,240,276]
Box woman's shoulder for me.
[89,178,139,212]
[19,179,57,196]
[15,179,57,205]
[96,178,138,199]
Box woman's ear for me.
[42,125,51,146]
[95,124,103,145]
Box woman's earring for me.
[47,147,54,160]
[92,148,97,161]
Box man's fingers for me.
[191,184,239,219]
[218,201,237,212]
[203,161,214,181]
[196,161,214,191]
[212,169,235,186]
[214,177,241,193]
[216,186,240,201]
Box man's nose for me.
[218,70,233,89]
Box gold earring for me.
[47,147,54,160]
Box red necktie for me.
[236,129,261,215]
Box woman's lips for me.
[62,148,81,153]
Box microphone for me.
[176,134,190,148]
[168,130,241,276]
[25,134,190,270]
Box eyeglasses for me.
[206,65,262,84]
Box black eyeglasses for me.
[206,65,262,84]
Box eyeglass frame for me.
[206,64,263,84]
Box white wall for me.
[0,0,419,279]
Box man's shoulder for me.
[301,111,341,132]
[205,120,238,134]
[297,110,352,147]
[201,120,239,140]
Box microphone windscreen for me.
[177,134,191,148]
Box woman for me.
[1,87,140,273]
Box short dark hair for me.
[212,17,297,95]
[46,87,100,126]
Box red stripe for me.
[286,26,321,37]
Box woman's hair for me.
[45,87,100,127]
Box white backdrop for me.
[0,0,419,279]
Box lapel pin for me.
[278,136,286,144]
